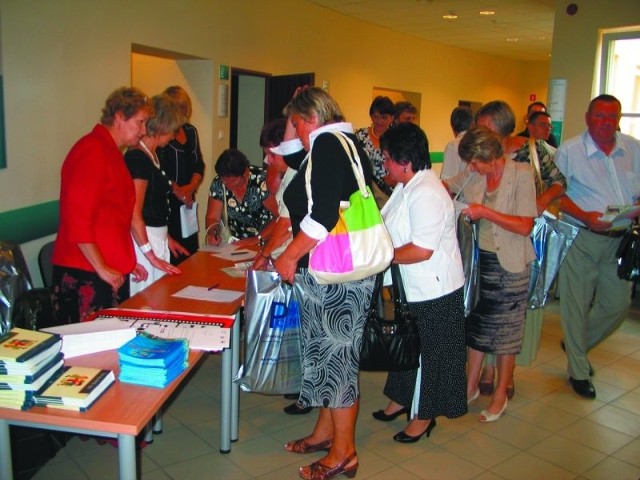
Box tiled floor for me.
[27,296,640,479]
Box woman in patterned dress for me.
[371,122,467,442]
[273,87,375,480]
[355,95,395,206]
[204,148,275,245]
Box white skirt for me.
[130,225,170,296]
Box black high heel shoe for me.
[393,419,437,443]
[372,407,409,422]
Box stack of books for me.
[117,332,189,388]
[33,365,115,411]
[0,328,63,410]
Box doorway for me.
[230,70,315,165]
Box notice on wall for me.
[548,79,567,144]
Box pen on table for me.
[207,283,220,291]
[231,251,248,256]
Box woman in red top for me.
[52,87,152,323]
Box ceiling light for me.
[443,11,458,20]
[479,10,495,15]
[506,38,519,42]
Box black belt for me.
[581,227,626,238]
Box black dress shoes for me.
[284,402,312,415]
[393,419,437,443]
[372,407,409,422]
[560,341,594,376]
[569,377,596,399]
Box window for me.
[599,29,640,139]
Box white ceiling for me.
[306,0,556,62]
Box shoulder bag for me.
[359,264,420,371]
[616,223,640,281]
[305,131,393,284]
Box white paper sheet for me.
[172,285,244,303]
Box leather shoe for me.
[283,402,312,415]
[393,419,437,443]
[372,406,408,422]
[560,341,594,376]
[569,377,596,399]
[283,393,299,400]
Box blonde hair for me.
[164,85,192,120]
[283,87,344,126]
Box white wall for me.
[550,0,640,138]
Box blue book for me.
[118,332,188,368]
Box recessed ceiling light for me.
[506,38,519,42]
[479,10,495,15]
[443,12,458,20]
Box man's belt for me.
[582,227,626,238]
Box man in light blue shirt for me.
[555,94,640,399]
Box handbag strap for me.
[368,271,384,311]
[304,131,369,214]
[528,138,544,195]
[222,187,229,227]
[390,264,410,312]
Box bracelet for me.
[258,235,265,247]
[139,242,152,254]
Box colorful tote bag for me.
[305,132,393,284]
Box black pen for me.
[207,283,220,291]
[231,251,248,255]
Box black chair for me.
[12,240,59,331]
[38,241,55,289]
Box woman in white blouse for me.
[372,122,468,442]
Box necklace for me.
[139,140,173,186]
[138,139,173,217]
[370,125,380,140]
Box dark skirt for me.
[297,269,375,409]
[466,250,530,355]
[383,287,468,420]
[51,265,129,324]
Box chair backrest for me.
[38,241,55,289]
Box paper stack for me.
[33,365,115,411]
[42,317,137,358]
[0,328,64,410]
[117,332,189,388]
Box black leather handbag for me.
[616,224,640,281]
[359,264,420,371]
